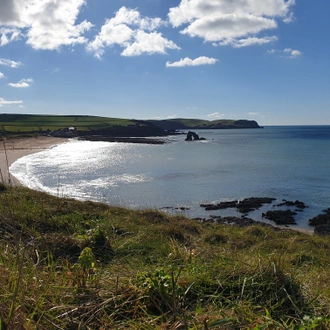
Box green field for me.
[0,114,137,136]
[0,114,261,137]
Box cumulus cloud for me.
[166,56,218,67]
[0,58,22,68]
[0,0,93,50]
[8,78,33,88]
[0,72,4,78]
[87,6,179,58]
[284,48,302,58]
[122,30,180,57]
[0,97,23,107]
[168,0,295,47]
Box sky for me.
[0,0,329,126]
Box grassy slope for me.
[0,185,330,329]
[0,114,136,135]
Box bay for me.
[9,126,330,230]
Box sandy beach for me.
[0,136,68,185]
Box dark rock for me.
[175,206,190,211]
[185,131,205,141]
[200,200,238,211]
[263,210,297,225]
[236,197,276,213]
[276,199,307,209]
[160,206,190,211]
[309,208,330,226]
[200,197,276,213]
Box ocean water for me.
[9,126,330,230]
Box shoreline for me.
[0,136,68,185]
[0,136,316,235]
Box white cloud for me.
[207,112,225,119]
[0,58,22,68]
[0,72,4,78]
[166,56,218,67]
[284,48,302,58]
[122,30,180,57]
[8,78,33,88]
[0,97,23,107]
[268,48,302,59]
[215,36,278,48]
[168,0,295,47]
[0,0,93,50]
[248,112,259,115]
[0,27,21,46]
[87,6,179,58]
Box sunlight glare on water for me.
[9,127,330,230]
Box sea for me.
[9,126,330,231]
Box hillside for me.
[0,185,330,329]
[0,114,165,137]
[148,118,261,130]
[0,114,261,138]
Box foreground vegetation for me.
[1,185,330,329]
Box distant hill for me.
[148,118,261,130]
[0,114,261,138]
[0,114,165,137]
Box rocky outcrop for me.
[309,208,330,234]
[200,197,276,213]
[185,131,203,141]
[276,200,307,210]
[263,210,297,225]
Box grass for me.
[0,114,137,136]
[0,185,330,329]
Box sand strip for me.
[0,136,68,185]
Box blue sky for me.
[0,0,329,125]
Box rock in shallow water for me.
[263,210,297,225]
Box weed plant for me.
[0,185,330,329]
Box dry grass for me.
[0,186,330,329]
